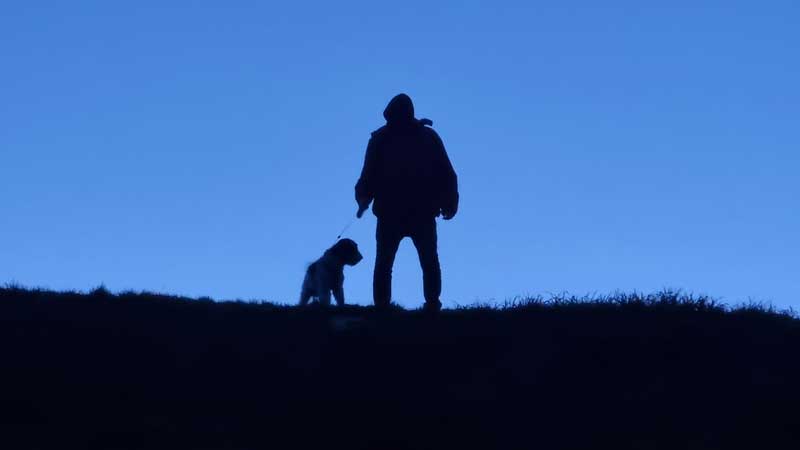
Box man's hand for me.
[441,207,456,220]
[357,204,368,218]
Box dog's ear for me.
[332,239,362,265]
[331,239,351,259]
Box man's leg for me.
[410,218,442,311]
[374,220,403,308]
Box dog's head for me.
[330,238,363,266]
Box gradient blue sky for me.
[2,2,798,308]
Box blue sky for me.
[2,1,798,308]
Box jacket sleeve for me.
[355,137,378,209]
[432,131,459,217]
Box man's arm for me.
[354,137,378,218]
[432,131,459,220]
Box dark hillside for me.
[1,286,798,449]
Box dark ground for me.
[1,286,798,450]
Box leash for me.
[336,217,357,240]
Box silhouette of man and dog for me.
[300,94,459,311]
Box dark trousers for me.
[374,216,442,309]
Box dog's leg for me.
[315,269,332,307]
[332,286,345,307]
[299,269,314,306]
[318,289,332,307]
[299,287,312,306]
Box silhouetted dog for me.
[299,239,363,306]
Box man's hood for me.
[383,93,415,124]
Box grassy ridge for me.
[1,286,798,449]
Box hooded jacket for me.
[355,94,459,221]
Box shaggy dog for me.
[299,239,363,306]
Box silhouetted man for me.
[355,94,459,312]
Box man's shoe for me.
[422,300,442,314]
[373,302,392,314]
